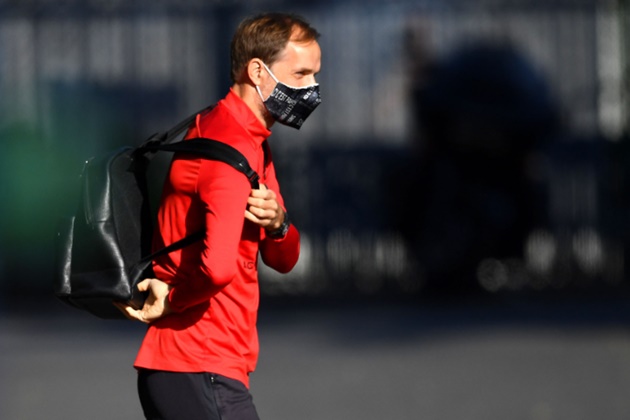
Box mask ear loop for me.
[255,85,268,102]
[256,62,279,102]
[260,62,280,84]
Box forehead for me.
[273,39,322,73]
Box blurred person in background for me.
[116,12,322,420]
[396,38,558,295]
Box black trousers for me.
[137,369,260,420]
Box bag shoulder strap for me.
[138,137,261,264]
[154,138,260,189]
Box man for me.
[115,12,322,420]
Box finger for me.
[136,311,151,324]
[244,210,260,224]
[249,188,275,200]
[136,278,153,292]
[113,302,143,322]
[246,205,264,218]
[247,196,266,208]
[248,196,278,212]
[248,190,267,201]
[126,307,150,324]
[245,210,273,227]
[249,206,277,222]
[113,302,135,321]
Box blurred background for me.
[2,0,630,419]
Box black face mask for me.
[257,62,321,129]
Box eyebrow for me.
[294,67,317,74]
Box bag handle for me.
[134,106,214,161]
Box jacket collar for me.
[222,88,271,145]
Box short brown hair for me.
[230,12,320,83]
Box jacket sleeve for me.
[167,159,251,312]
[260,224,300,273]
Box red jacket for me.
[133,89,300,387]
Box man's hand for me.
[114,278,173,324]
[245,184,285,230]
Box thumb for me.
[136,278,152,292]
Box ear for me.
[247,59,264,86]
